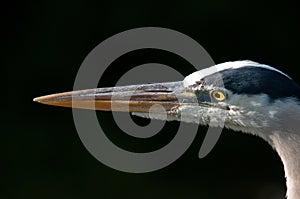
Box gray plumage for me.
[135,61,300,199]
[34,60,300,199]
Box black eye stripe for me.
[203,67,300,101]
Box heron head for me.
[34,61,300,136]
[175,61,300,135]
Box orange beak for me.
[34,81,198,115]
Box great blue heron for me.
[34,61,300,199]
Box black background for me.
[3,0,299,198]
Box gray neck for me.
[264,99,300,199]
[269,132,300,199]
[231,97,300,199]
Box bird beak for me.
[34,81,198,115]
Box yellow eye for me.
[211,90,226,101]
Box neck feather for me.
[269,132,300,199]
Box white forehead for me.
[183,60,290,87]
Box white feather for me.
[183,60,290,87]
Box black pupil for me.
[214,92,221,98]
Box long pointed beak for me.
[34,82,198,114]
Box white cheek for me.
[269,110,278,118]
[250,101,262,106]
[228,109,238,116]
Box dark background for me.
[3,0,299,198]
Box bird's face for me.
[32,77,270,135]
[34,61,300,135]
[178,61,300,134]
